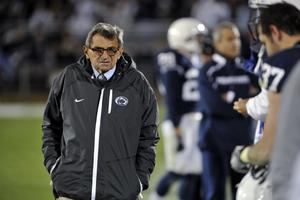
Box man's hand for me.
[176,135,184,152]
[231,146,250,173]
[221,91,236,103]
[233,98,249,116]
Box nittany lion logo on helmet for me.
[115,96,129,106]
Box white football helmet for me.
[249,0,300,10]
[167,18,208,53]
[236,172,272,200]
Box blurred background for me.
[0,0,252,199]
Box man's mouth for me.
[99,61,110,64]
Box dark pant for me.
[156,172,181,196]
[156,171,202,200]
[180,174,202,200]
[202,149,244,200]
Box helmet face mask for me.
[249,0,281,8]
[248,9,261,42]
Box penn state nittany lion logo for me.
[115,96,129,106]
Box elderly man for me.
[42,22,159,200]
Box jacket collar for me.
[77,52,134,81]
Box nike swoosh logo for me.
[74,98,85,103]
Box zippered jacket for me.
[198,53,260,151]
[42,53,159,200]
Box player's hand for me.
[175,128,184,152]
[231,146,250,173]
[233,98,248,117]
[176,136,184,152]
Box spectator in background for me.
[42,22,159,200]
[198,22,260,200]
[66,0,100,40]
[150,18,207,200]
[191,0,231,30]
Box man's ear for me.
[83,46,89,59]
[270,25,282,41]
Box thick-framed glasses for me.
[89,46,119,56]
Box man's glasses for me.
[89,46,119,56]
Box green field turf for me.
[0,112,178,200]
[0,118,52,199]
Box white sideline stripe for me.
[108,89,113,114]
[0,103,44,118]
[91,88,104,200]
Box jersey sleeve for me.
[246,88,269,121]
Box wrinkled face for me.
[215,27,241,59]
[258,25,281,56]
[84,34,123,72]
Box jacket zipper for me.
[108,89,113,114]
[91,88,105,200]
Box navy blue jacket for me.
[198,54,260,151]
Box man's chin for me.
[97,63,112,71]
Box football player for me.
[231,1,300,199]
[150,18,211,200]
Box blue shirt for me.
[92,66,116,81]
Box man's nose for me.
[101,50,110,58]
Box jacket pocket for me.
[104,156,140,199]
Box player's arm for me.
[240,62,285,165]
[163,71,184,149]
[241,92,280,165]
[233,98,249,117]
[246,88,268,121]
[233,88,268,120]
[199,65,234,115]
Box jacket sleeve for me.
[232,70,260,100]
[42,73,64,174]
[136,77,160,190]
[198,66,234,116]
